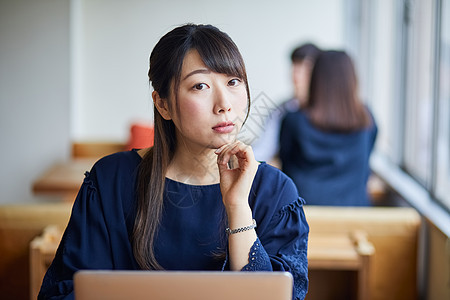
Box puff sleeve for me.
[38,154,139,299]
[38,171,109,299]
[249,163,309,300]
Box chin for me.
[212,136,236,148]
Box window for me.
[351,0,450,212]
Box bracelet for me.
[226,219,257,235]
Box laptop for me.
[74,270,293,300]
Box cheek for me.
[293,72,300,83]
[177,97,206,121]
[233,89,249,117]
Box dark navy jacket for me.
[280,109,377,206]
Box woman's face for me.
[292,59,313,106]
[164,50,248,152]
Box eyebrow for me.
[182,69,211,80]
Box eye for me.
[193,83,208,90]
[228,78,242,87]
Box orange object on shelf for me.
[126,123,154,150]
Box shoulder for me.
[93,150,141,169]
[282,98,300,112]
[362,105,378,133]
[252,162,300,207]
[80,151,141,211]
[254,161,289,178]
[283,109,308,123]
[281,110,310,135]
[363,105,376,124]
[90,150,142,181]
[265,98,298,123]
[277,98,299,111]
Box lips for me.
[212,121,235,134]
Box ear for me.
[152,91,172,120]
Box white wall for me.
[0,0,71,204]
[73,0,346,141]
[0,0,346,204]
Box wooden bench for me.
[304,206,421,300]
[308,230,374,300]
[0,203,72,300]
[30,225,64,300]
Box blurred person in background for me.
[280,50,377,206]
[252,43,321,166]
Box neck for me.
[166,143,220,185]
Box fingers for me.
[215,140,254,168]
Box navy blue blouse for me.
[39,150,309,299]
[280,108,377,206]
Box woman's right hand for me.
[214,140,258,211]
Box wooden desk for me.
[32,159,96,202]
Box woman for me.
[39,24,309,299]
[252,43,321,165]
[280,50,378,206]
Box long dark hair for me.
[132,24,251,270]
[306,50,371,132]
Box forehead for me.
[181,50,209,77]
[292,60,313,72]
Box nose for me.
[213,86,232,114]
